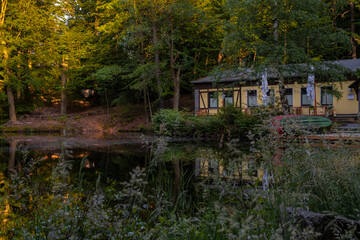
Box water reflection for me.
[8,139,16,171]
[0,134,149,183]
[6,133,357,190]
[0,134,264,187]
[195,149,264,182]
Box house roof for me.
[334,59,360,71]
[192,59,360,84]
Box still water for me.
[0,133,262,187]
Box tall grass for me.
[1,120,360,239]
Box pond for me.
[0,133,262,190]
[1,133,360,239]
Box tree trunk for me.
[1,1,16,122]
[6,85,17,122]
[4,63,16,122]
[2,36,16,122]
[350,1,357,59]
[272,0,288,113]
[152,21,163,108]
[144,87,149,123]
[217,50,223,64]
[168,20,181,110]
[60,61,67,115]
[0,0,7,26]
[7,86,16,122]
[94,1,100,38]
[4,46,16,122]
[273,2,279,43]
[172,68,181,110]
[193,52,199,74]
[135,0,149,122]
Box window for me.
[209,92,218,108]
[223,91,233,106]
[301,88,312,106]
[285,88,293,106]
[247,90,257,107]
[321,87,333,105]
[264,89,275,106]
[248,162,258,177]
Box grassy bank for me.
[1,128,360,239]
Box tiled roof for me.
[333,59,360,71]
[192,59,360,84]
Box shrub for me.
[152,109,190,136]
[192,115,225,137]
[218,105,261,138]
[152,106,265,140]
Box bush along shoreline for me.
[152,106,282,140]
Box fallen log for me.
[284,207,360,239]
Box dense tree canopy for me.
[0,0,358,120]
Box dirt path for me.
[1,104,151,138]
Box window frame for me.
[247,90,257,107]
[223,91,234,106]
[321,86,333,106]
[208,91,218,108]
[264,89,275,106]
[285,88,293,106]
[301,87,312,106]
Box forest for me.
[0,0,359,122]
[2,1,360,239]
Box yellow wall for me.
[199,91,208,109]
[240,85,280,107]
[197,81,358,115]
[283,81,358,115]
[234,90,241,107]
[199,87,241,115]
[331,81,358,115]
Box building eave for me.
[192,59,360,85]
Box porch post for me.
[194,89,200,115]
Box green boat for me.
[279,115,333,134]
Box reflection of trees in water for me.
[1,137,261,206]
[8,139,17,171]
[146,140,199,205]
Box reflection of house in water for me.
[194,150,263,182]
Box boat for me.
[270,115,333,135]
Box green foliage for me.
[224,0,351,64]
[152,109,190,136]
[1,0,359,122]
[93,65,135,105]
[192,115,225,137]
[152,106,261,139]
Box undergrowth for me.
[152,106,273,140]
[1,121,360,239]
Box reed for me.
[1,125,360,239]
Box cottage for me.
[192,59,360,117]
